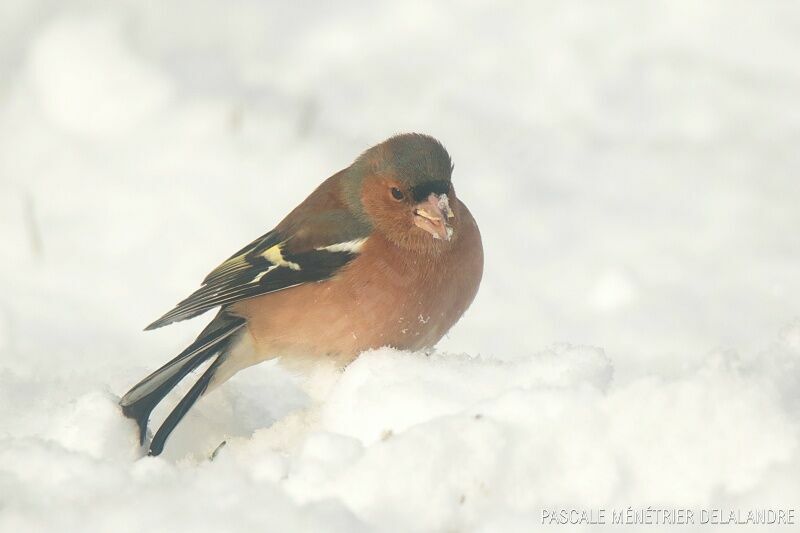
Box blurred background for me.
[1,2,800,531]
[1,1,798,382]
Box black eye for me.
[390,187,405,201]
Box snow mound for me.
[2,341,799,532]
[44,390,141,461]
[321,345,612,444]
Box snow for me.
[27,15,172,136]
[1,1,799,532]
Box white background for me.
[0,1,798,532]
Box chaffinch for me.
[120,133,484,456]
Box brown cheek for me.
[360,180,386,220]
[362,187,412,242]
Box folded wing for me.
[146,211,370,330]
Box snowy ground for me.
[1,1,799,532]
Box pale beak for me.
[413,193,455,241]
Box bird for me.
[120,133,484,456]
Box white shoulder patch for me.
[316,238,369,254]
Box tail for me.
[120,313,246,456]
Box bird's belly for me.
[233,268,464,367]
[231,217,483,373]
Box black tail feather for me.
[120,313,245,447]
[148,353,227,456]
[121,345,217,444]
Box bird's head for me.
[345,133,458,251]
